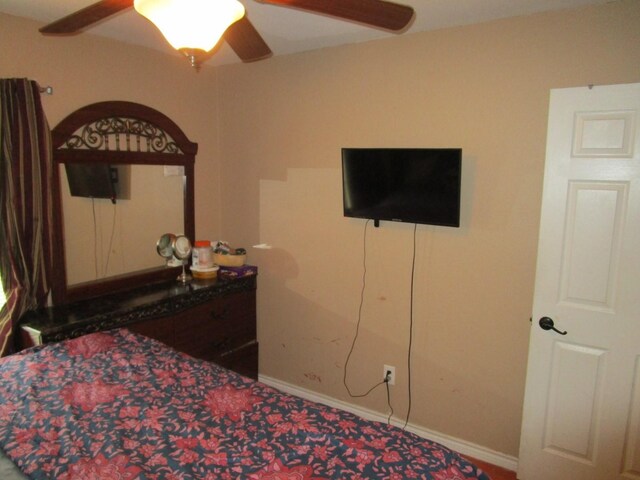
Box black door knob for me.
[539,317,567,335]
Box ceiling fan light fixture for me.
[134,0,245,53]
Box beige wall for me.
[216,1,640,457]
[0,13,222,247]
[2,0,639,460]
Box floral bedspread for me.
[0,329,490,479]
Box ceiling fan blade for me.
[256,0,414,31]
[39,0,133,34]
[224,17,272,62]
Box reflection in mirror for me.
[156,233,178,260]
[61,164,185,285]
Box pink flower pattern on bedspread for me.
[203,384,259,421]
[59,453,142,480]
[65,332,116,358]
[61,380,129,411]
[0,329,490,479]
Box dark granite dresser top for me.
[19,272,257,343]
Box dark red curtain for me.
[0,78,54,356]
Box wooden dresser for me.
[18,272,258,379]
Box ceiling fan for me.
[39,0,415,67]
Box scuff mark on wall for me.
[304,372,322,383]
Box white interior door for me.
[518,83,640,480]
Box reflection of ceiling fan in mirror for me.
[39,0,415,68]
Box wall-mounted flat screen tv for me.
[65,163,130,204]
[342,148,462,227]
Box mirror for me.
[61,164,185,285]
[50,101,197,304]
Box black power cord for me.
[103,202,117,277]
[343,220,394,421]
[343,220,418,429]
[385,375,394,424]
[403,223,417,429]
[91,198,98,279]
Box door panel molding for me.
[559,181,628,313]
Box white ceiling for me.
[1,0,609,67]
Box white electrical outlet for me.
[383,365,396,385]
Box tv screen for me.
[65,163,117,202]
[342,148,461,227]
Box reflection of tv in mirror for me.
[65,164,131,203]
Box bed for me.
[0,329,490,479]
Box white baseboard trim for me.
[259,374,519,473]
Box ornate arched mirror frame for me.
[50,101,197,305]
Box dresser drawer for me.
[173,290,256,360]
